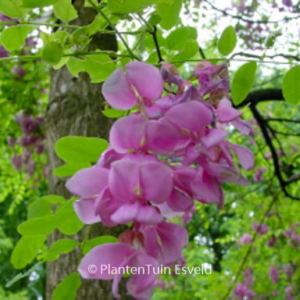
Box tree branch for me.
[235,88,284,108]
[250,105,300,200]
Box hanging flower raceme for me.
[66,61,254,300]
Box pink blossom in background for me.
[253,223,268,235]
[239,234,253,245]
[267,235,276,247]
[254,167,266,182]
[270,266,280,284]
[283,264,297,281]
[233,283,255,300]
[285,285,294,300]
[0,46,9,58]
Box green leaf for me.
[156,0,182,30]
[283,66,300,104]
[17,216,56,236]
[82,236,118,254]
[42,42,63,65]
[39,195,66,204]
[28,199,52,219]
[67,53,116,83]
[22,0,59,7]
[53,0,78,22]
[45,239,79,261]
[0,26,35,52]
[102,106,124,118]
[108,0,172,14]
[54,162,91,177]
[55,200,84,235]
[52,272,81,300]
[11,236,46,269]
[218,25,236,56]
[0,0,27,19]
[231,62,257,105]
[166,27,197,50]
[54,136,108,163]
[170,39,198,65]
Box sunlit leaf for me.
[42,41,63,65]
[22,0,59,7]
[218,26,236,56]
[156,0,182,30]
[283,66,300,104]
[231,62,257,105]
[54,136,108,163]
[54,162,91,177]
[53,0,78,22]
[45,239,79,261]
[11,236,46,269]
[0,26,35,51]
[52,272,81,300]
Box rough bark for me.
[45,1,133,299]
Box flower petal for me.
[78,243,133,279]
[201,128,228,148]
[73,197,100,224]
[140,161,173,203]
[127,253,159,297]
[231,119,252,135]
[217,98,242,123]
[191,169,223,208]
[167,189,194,212]
[143,222,188,265]
[110,115,147,153]
[66,167,109,198]
[165,101,213,132]
[126,62,164,100]
[102,69,137,109]
[110,202,139,224]
[145,119,179,154]
[230,144,255,171]
[109,160,139,202]
[135,205,163,225]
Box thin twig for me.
[265,118,300,124]
[0,51,133,62]
[87,0,140,61]
[204,0,300,24]
[250,105,300,200]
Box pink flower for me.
[239,234,253,245]
[79,223,187,299]
[285,285,294,300]
[11,155,22,170]
[254,167,266,182]
[267,236,276,247]
[102,61,164,109]
[79,242,159,299]
[233,283,255,299]
[283,264,297,281]
[253,223,268,235]
[270,266,280,284]
[0,46,9,58]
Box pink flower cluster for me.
[9,112,45,176]
[233,268,255,299]
[285,224,300,248]
[66,61,254,299]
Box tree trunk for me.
[45,1,133,299]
